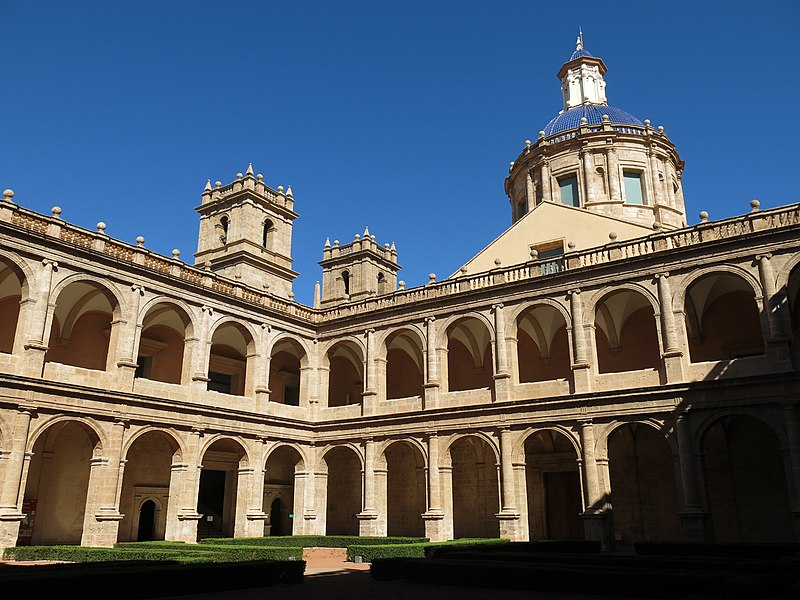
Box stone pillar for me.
[655,273,685,382]
[0,406,34,552]
[357,439,379,535]
[116,285,144,389]
[648,148,664,206]
[540,159,552,203]
[783,401,800,539]
[756,254,793,369]
[254,324,272,412]
[21,259,57,377]
[525,171,535,212]
[362,329,378,415]
[239,438,267,538]
[422,434,446,541]
[569,290,591,393]
[191,306,213,390]
[492,304,511,401]
[496,428,521,540]
[165,428,203,543]
[579,420,613,550]
[675,410,709,541]
[581,147,595,205]
[606,146,621,202]
[513,460,529,541]
[300,445,320,535]
[440,457,455,540]
[423,317,440,408]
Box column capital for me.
[261,322,271,332]
[654,272,670,280]
[425,316,436,323]
[568,289,581,297]
[131,284,145,295]
[42,259,58,269]
[16,403,37,417]
[201,305,214,316]
[492,302,504,311]
[755,252,772,262]
[365,328,375,335]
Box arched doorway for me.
[448,436,499,538]
[269,498,284,536]
[136,500,157,541]
[384,442,426,536]
[324,446,361,535]
[264,445,303,536]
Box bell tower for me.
[319,227,401,306]
[194,164,299,298]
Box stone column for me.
[440,455,455,540]
[756,254,793,369]
[422,434,446,541]
[0,406,35,552]
[525,171,535,212]
[300,444,320,535]
[423,317,440,408]
[357,439,379,535]
[540,159,552,203]
[675,410,709,541]
[581,147,595,205]
[569,290,591,393]
[492,304,511,401]
[21,259,57,377]
[783,401,800,539]
[496,428,521,540]
[116,285,144,389]
[191,306,213,390]
[513,460,529,541]
[239,437,267,538]
[362,329,378,415]
[648,148,664,206]
[655,273,685,382]
[579,420,613,550]
[254,324,272,412]
[606,146,621,202]
[165,428,203,543]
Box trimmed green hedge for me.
[203,535,427,547]
[348,538,508,562]
[5,543,304,563]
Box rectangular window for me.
[559,176,580,207]
[207,370,232,394]
[624,172,644,205]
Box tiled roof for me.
[543,104,643,136]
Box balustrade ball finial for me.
[750,199,761,212]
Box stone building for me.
[1,36,799,552]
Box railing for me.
[2,198,799,325]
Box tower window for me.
[377,272,387,295]
[623,172,644,205]
[558,176,580,207]
[342,271,350,297]
[218,216,229,245]
[263,219,274,249]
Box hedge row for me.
[5,543,304,563]
[0,559,305,598]
[201,535,428,547]
[347,538,508,562]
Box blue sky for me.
[2,1,799,306]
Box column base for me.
[492,373,511,402]
[571,363,592,393]
[662,352,685,383]
[423,383,440,409]
[356,511,380,537]
[168,512,202,544]
[581,511,614,552]
[495,510,522,541]
[20,344,47,378]
[679,509,709,542]
[0,513,24,554]
[81,512,124,548]
[422,511,447,542]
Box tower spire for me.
[576,27,583,51]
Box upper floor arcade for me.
[2,189,800,423]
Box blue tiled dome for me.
[569,48,593,60]
[543,104,643,136]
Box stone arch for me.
[197,435,249,539]
[522,427,584,541]
[379,439,427,537]
[513,301,572,383]
[603,420,681,545]
[118,427,183,543]
[207,317,257,396]
[26,414,107,455]
[45,275,125,371]
[264,443,306,536]
[22,417,104,545]
[136,300,195,385]
[0,251,32,355]
[590,285,661,374]
[322,444,362,535]
[381,326,425,400]
[445,433,501,539]
[699,412,794,542]
[268,334,310,406]
[514,425,581,463]
[443,314,495,392]
[679,268,765,362]
[324,338,365,407]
